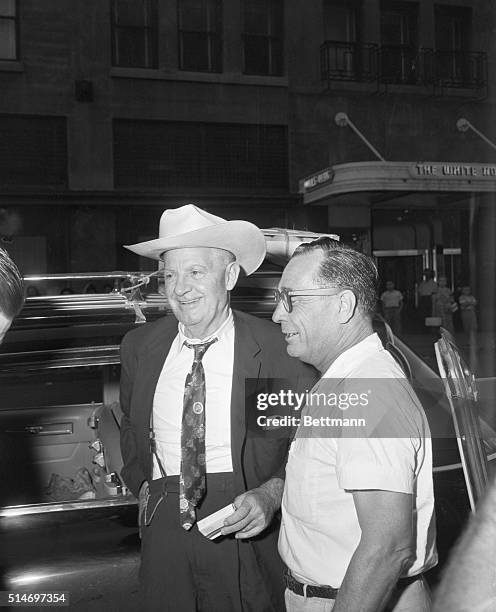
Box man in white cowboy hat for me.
[119,204,315,612]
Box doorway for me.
[374,250,426,332]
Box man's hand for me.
[221,477,284,539]
[138,480,149,539]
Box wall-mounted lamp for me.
[457,117,496,153]
[334,112,387,162]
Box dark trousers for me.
[418,296,432,321]
[139,474,277,612]
[383,307,402,335]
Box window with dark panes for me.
[0,0,18,60]
[243,0,283,76]
[113,119,288,190]
[324,0,358,42]
[435,5,472,86]
[322,1,363,80]
[380,1,418,84]
[178,0,222,72]
[111,0,158,68]
[0,115,67,188]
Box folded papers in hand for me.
[197,503,236,539]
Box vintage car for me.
[1,232,495,610]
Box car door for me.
[435,328,495,510]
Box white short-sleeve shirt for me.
[279,333,438,587]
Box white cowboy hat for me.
[124,204,266,275]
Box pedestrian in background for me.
[459,286,477,342]
[417,270,437,323]
[380,280,403,335]
[432,276,455,334]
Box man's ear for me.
[225,261,240,291]
[337,290,357,324]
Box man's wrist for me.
[257,477,284,513]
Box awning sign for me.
[299,167,335,192]
[411,163,496,178]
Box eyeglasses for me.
[273,287,345,313]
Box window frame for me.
[321,0,366,82]
[435,4,471,52]
[323,0,362,44]
[0,0,19,61]
[242,0,284,77]
[380,0,418,48]
[379,0,419,84]
[110,0,158,69]
[177,0,223,73]
[434,4,474,87]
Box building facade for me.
[0,1,495,325]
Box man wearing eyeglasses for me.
[272,238,437,612]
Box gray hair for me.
[0,247,25,319]
[293,238,378,315]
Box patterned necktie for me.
[179,338,218,530]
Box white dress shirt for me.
[152,311,234,478]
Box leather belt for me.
[284,568,423,600]
[283,569,338,600]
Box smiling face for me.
[272,251,345,371]
[0,310,12,345]
[162,247,239,339]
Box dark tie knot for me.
[184,337,218,362]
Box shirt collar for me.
[322,332,384,378]
[178,308,234,348]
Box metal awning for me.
[300,161,496,206]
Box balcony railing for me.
[320,41,378,86]
[378,45,425,85]
[320,41,487,94]
[433,50,487,89]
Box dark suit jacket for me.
[119,309,316,610]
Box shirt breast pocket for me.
[285,439,329,522]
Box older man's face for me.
[272,251,342,371]
[0,311,12,345]
[162,247,238,339]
